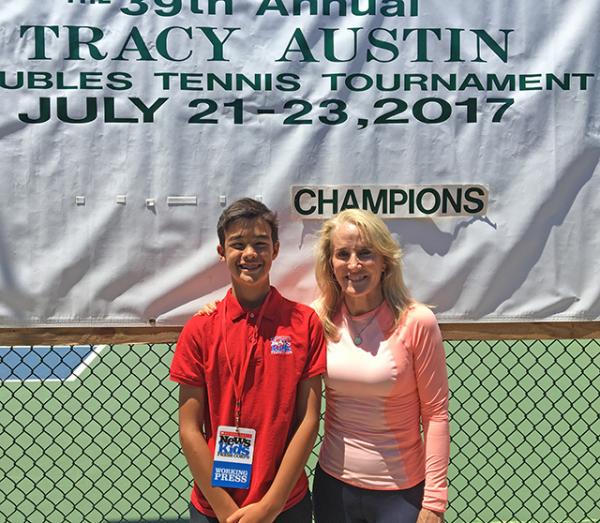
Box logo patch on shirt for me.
[270,336,293,355]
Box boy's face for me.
[217,218,279,292]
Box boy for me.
[170,198,326,523]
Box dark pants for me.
[189,492,312,523]
[313,464,424,523]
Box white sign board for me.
[0,0,599,326]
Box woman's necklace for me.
[347,309,379,345]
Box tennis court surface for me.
[0,345,106,382]
[0,340,599,522]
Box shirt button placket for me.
[248,312,256,343]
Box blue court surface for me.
[0,345,106,382]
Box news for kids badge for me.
[212,426,256,489]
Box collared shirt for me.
[170,287,327,517]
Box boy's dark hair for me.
[217,198,279,246]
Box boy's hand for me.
[225,500,280,523]
[194,300,219,316]
[214,500,240,523]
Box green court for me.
[1,340,598,523]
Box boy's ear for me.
[272,241,280,260]
[217,244,225,260]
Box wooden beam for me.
[439,321,600,340]
[0,322,599,345]
[0,327,182,346]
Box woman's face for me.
[330,222,386,312]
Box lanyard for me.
[221,292,270,429]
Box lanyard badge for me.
[210,293,269,489]
[211,425,256,489]
[220,292,270,430]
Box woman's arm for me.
[412,307,450,517]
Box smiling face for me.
[330,221,386,315]
[217,218,279,307]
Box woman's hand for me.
[416,508,444,523]
[194,301,219,316]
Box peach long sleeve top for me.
[318,302,450,513]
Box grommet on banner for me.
[146,198,156,208]
[116,195,127,205]
[167,196,197,206]
[75,196,85,206]
[219,195,227,206]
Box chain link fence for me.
[1,339,598,523]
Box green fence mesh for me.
[0,339,598,523]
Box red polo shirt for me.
[170,287,327,517]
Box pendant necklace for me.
[347,309,379,345]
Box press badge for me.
[211,426,256,489]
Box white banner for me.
[0,0,599,326]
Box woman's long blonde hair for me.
[313,209,414,341]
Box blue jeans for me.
[313,463,424,523]
[189,491,312,523]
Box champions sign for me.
[292,185,488,218]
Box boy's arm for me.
[226,375,322,523]
[179,384,239,523]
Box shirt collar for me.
[224,286,280,322]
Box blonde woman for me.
[312,209,449,523]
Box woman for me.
[311,209,449,523]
